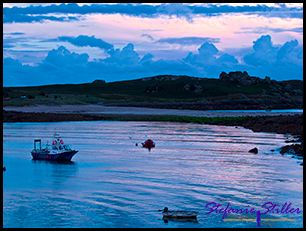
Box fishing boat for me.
[142,139,155,148]
[31,133,78,161]
[158,207,198,219]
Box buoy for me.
[3,167,6,171]
[135,143,138,146]
[142,139,155,148]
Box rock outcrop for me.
[249,147,258,154]
[92,79,106,84]
[219,71,271,85]
[219,71,303,100]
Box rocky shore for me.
[205,113,303,162]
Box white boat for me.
[31,133,78,161]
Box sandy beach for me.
[3,105,303,117]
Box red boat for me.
[142,139,155,148]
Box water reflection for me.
[162,217,198,223]
[3,121,303,228]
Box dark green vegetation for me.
[3,110,247,123]
[3,72,303,109]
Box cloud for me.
[3,34,303,86]
[235,26,303,35]
[3,32,28,49]
[276,39,298,61]
[3,57,41,86]
[183,42,219,65]
[58,35,113,51]
[141,34,155,41]
[140,53,154,63]
[239,35,303,80]
[156,3,193,21]
[190,3,303,18]
[3,3,158,23]
[43,45,89,67]
[243,35,278,66]
[198,42,219,56]
[3,32,26,35]
[156,37,220,45]
[3,3,303,24]
[217,54,238,64]
[3,12,79,23]
[104,43,140,66]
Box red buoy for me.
[3,167,6,171]
[142,139,155,148]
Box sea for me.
[3,121,303,228]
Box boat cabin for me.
[33,139,42,150]
[52,144,72,151]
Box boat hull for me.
[31,150,78,161]
[162,211,198,219]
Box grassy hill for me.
[3,73,303,109]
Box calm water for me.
[205,109,303,113]
[3,121,303,228]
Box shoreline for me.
[3,104,303,117]
[3,105,303,135]
[3,106,303,162]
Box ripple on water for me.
[3,121,303,228]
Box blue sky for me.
[3,3,303,86]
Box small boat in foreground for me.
[31,133,78,161]
[158,207,198,219]
[142,139,155,149]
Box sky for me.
[3,3,303,86]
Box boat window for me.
[63,145,71,150]
[52,146,58,150]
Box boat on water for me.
[142,139,155,149]
[31,133,78,161]
[158,207,198,219]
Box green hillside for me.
[3,73,303,108]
